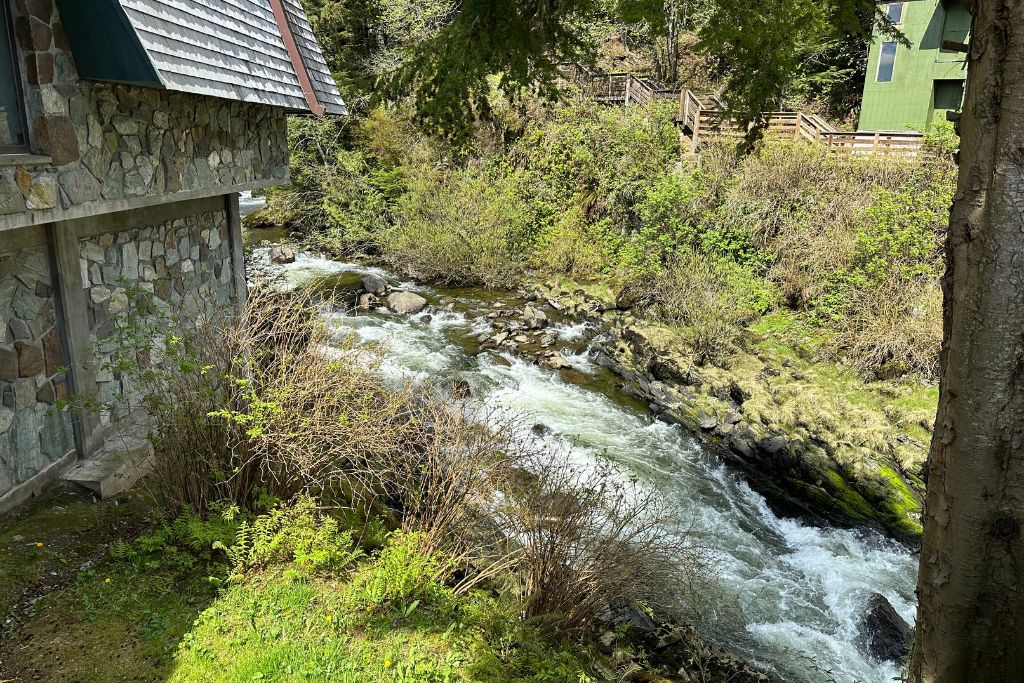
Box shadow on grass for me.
[0,484,220,683]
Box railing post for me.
[692,105,701,151]
[625,75,631,105]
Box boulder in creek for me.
[269,246,295,264]
[544,352,571,370]
[861,592,912,662]
[355,292,379,311]
[361,273,389,295]
[386,291,428,315]
[522,305,548,329]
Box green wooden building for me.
[858,0,969,131]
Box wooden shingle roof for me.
[56,0,345,115]
[280,0,347,115]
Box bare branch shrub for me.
[110,284,706,636]
[830,278,942,379]
[497,454,708,637]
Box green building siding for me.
[858,0,969,131]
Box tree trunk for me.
[911,1,1024,680]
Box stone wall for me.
[0,0,289,229]
[0,244,76,497]
[79,208,236,430]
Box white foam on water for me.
[551,320,590,341]
[285,258,918,683]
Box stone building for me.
[0,0,344,511]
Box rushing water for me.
[259,248,918,683]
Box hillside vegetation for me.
[260,95,955,538]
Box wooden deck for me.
[563,65,927,158]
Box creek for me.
[240,200,917,683]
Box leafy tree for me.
[377,0,598,142]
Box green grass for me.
[170,531,597,683]
[1,496,600,683]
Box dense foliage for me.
[267,100,955,379]
[302,0,898,138]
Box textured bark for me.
[911,1,1024,680]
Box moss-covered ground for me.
[617,308,934,539]
[0,488,600,683]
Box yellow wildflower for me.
[104,577,111,584]
[35,542,44,548]
[384,660,392,668]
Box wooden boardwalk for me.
[563,64,927,158]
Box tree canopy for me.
[304,0,900,138]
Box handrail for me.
[560,63,925,158]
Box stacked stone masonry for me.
[0,246,75,495]
[80,210,236,430]
[0,0,289,224]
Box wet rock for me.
[544,352,571,370]
[386,291,428,315]
[758,436,788,455]
[531,423,551,436]
[522,304,548,329]
[361,273,389,295]
[697,411,718,431]
[269,246,295,264]
[355,292,378,311]
[861,593,912,662]
[420,314,433,324]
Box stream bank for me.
[246,233,919,683]
[310,251,926,546]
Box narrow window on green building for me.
[876,42,897,82]
[886,2,904,24]
[0,2,28,152]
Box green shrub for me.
[220,497,363,575]
[346,531,448,609]
[384,168,534,287]
[922,120,960,157]
[645,249,777,364]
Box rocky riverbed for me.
[313,261,924,545]
[244,235,919,682]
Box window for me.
[0,1,28,152]
[934,79,965,110]
[877,41,898,82]
[886,2,905,24]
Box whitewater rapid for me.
[267,251,918,683]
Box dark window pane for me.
[886,3,904,23]
[934,79,965,110]
[0,5,25,148]
[877,41,897,83]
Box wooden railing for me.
[562,64,681,106]
[684,103,926,157]
[562,64,927,158]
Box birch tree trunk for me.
[911,0,1024,680]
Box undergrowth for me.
[267,97,954,381]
